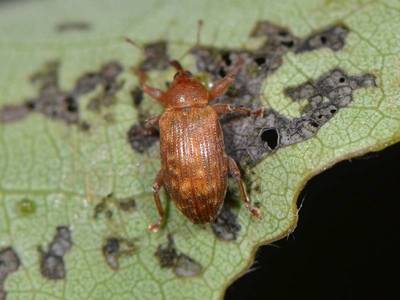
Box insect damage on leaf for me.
[155,234,202,277]
[38,226,72,280]
[227,68,376,163]
[137,41,170,71]
[211,202,241,241]
[93,193,137,220]
[190,21,375,165]
[0,247,20,300]
[295,23,349,53]
[102,237,136,271]
[124,21,354,158]
[126,41,170,153]
[126,41,171,153]
[0,60,124,128]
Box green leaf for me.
[0,0,399,299]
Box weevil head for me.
[163,60,209,109]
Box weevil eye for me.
[184,71,192,76]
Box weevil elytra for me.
[131,43,263,232]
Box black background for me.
[225,142,400,300]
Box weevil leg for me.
[148,170,166,232]
[227,156,262,219]
[208,57,244,100]
[212,104,264,118]
[135,69,166,103]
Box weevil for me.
[134,53,263,232]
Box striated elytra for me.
[135,58,263,232]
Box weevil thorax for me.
[163,68,209,109]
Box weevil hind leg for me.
[227,156,261,219]
[148,170,166,232]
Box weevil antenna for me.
[196,19,203,47]
[124,37,144,51]
[177,19,204,61]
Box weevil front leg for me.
[135,69,166,104]
[227,156,261,219]
[208,57,244,100]
[148,170,166,232]
[212,104,264,118]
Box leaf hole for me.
[65,96,78,113]
[254,57,266,66]
[219,68,227,77]
[221,52,232,66]
[281,40,294,48]
[261,128,279,150]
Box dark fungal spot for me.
[0,247,20,300]
[38,226,72,280]
[102,237,136,271]
[211,203,241,241]
[56,21,91,32]
[190,20,376,165]
[155,234,202,277]
[0,60,124,128]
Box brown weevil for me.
[129,41,263,232]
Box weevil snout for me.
[170,60,193,81]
